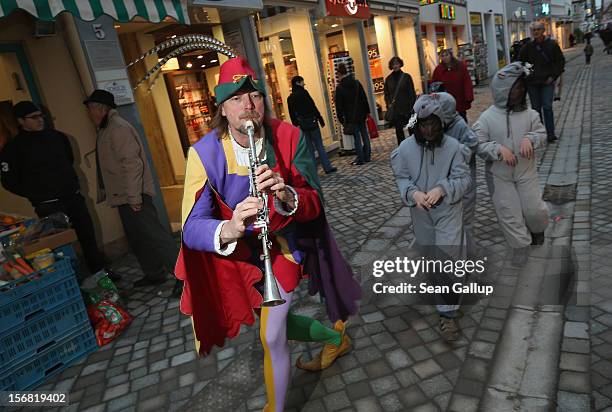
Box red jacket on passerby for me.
[431,61,474,113]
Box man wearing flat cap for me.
[84,89,178,289]
[0,101,116,279]
[175,57,361,412]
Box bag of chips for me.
[87,300,132,346]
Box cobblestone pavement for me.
[27,45,599,412]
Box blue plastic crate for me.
[53,244,77,261]
[0,323,97,391]
[0,258,79,335]
[0,299,89,370]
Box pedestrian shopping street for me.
[17,41,612,412]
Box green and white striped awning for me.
[0,0,189,23]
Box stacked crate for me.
[0,256,97,391]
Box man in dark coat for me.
[0,101,117,279]
[519,22,565,142]
[384,56,417,145]
[287,76,337,174]
[334,63,371,165]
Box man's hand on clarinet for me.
[220,197,262,244]
[255,165,295,208]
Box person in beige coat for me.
[84,90,179,289]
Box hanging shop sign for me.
[420,0,466,6]
[440,4,456,20]
[326,0,371,19]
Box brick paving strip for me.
[588,43,612,411]
[478,47,593,412]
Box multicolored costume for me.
[174,57,361,411]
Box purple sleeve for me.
[182,184,223,252]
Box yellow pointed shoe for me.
[296,320,352,372]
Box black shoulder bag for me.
[384,73,406,123]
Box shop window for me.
[470,13,484,44]
[435,26,447,53]
[258,33,298,121]
[494,14,507,68]
[164,70,215,153]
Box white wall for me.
[394,16,424,93]
[374,15,394,80]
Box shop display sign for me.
[470,12,481,25]
[326,0,370,19]
[440,4,456,20]
[367,44,380,60]
[495,15,503,25]
[372,78,385,93]
[98,79,135,106]
[367,44,384,94]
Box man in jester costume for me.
[175,57,361,411]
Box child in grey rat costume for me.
[473,62,549,266]
[391,94,471,340]
[435,92,482,257]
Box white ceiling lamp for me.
[197,55,203,59]
[210,59,218,63]
[186,62,193,68]
[171,34,177,38]
[331,23,339,28]
[201,64,206,68]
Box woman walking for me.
[431,49,474,123]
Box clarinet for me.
[244,120,286,307]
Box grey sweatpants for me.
[463,154,477,256]
[410,203,465,313]
[485,172,549,249]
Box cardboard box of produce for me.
[22,229,77,255]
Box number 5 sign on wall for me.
[92,24,106,40]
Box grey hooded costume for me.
[437,92,479,254]
[472,62,549,249]
[391,95,471,247]
[391,95,471,315]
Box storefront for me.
[0,1,190,250]
[467,0,510,77]
[254,0,423,149]
[506,0,533,43]
[418,0,470,77]
[1,0,426,238]
[534,0,574,49]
